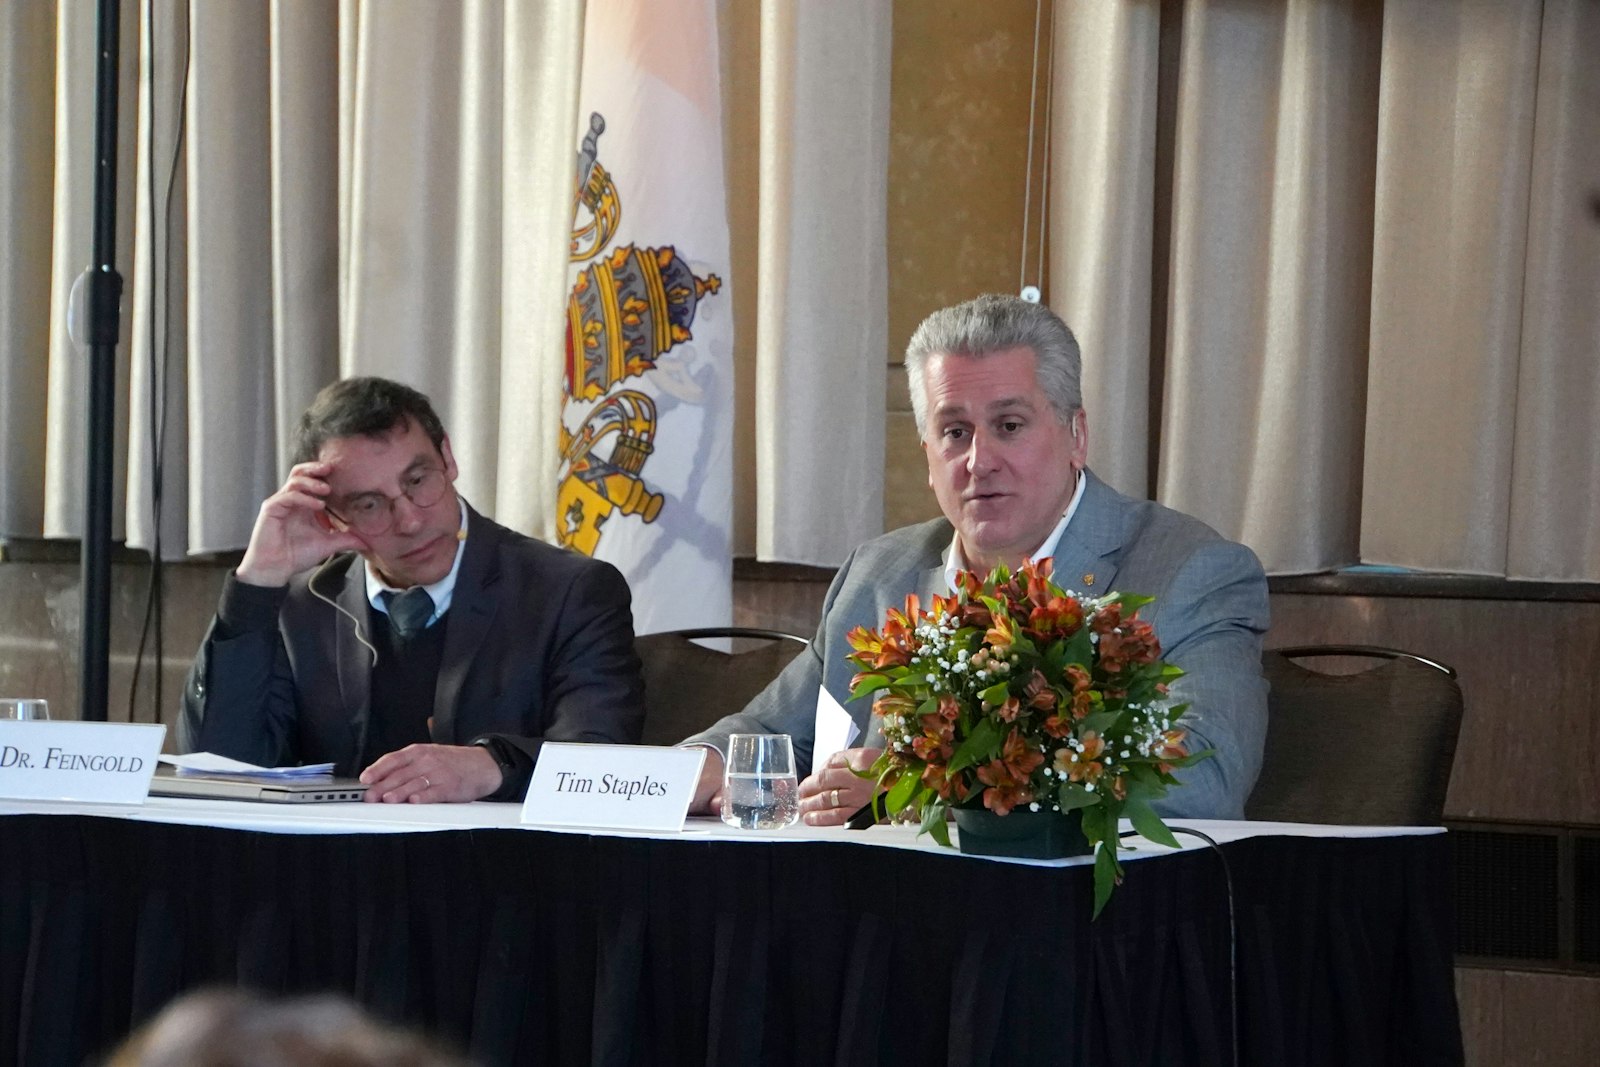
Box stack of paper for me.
[158,753,337,778]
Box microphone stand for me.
[80,0,124,722]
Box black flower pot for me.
[953,808,1092,859]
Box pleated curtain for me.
[3,0,584,557]
[1,0,892,571]
[1050,0,1600,581]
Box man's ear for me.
[440,434,460,482]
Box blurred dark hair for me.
[292,377,446,465]
[105,989,474,1067]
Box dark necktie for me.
[382,587,435,640]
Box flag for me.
[557,0,733,634]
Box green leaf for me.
[919,799,951,843]
[849,674,892,700]
[1061,625,1093,668]
[978,680,1012,707]
[1164,746,1215,769]
[1114,592,1155,613]
[1055,783,1099,812]
[1123,796,1180,849]
[1079,710,1121,736]
[884,768,921,814]
[1092,841,1121,919]
[947,716,1005,774]
[1078,803,1105,848]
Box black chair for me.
[1245,644,1464,826]
[635,627,809,746]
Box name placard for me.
[0,721,167,804]
[522,743,705,832]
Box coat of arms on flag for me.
[557,114,722,555]
[554,0,734,634]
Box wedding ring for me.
[422,776,431,789]
[830,788,841,808]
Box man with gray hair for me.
[686,293,1269,823]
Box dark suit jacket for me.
[179,505,644,796]
[685,471,1270,819]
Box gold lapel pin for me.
[1082,573,1095,587]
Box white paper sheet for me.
[810,685,861,771]
[159,753,336,778]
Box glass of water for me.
[0,699,49,721]
[721,733,800,829]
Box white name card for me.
[0,721,167,804]
[522,743,705,832]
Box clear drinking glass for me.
[720,733,800,829]
[0,699,50,721]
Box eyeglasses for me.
[328,467,449,536]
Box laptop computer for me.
[149,770,369,804]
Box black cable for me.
[129,0,190,724]
[1121,826,1239,1067]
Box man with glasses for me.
[179,377,644,802]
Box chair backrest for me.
[635,628,809,746]
[1245,645,1465,826]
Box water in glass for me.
[720,733,800,829]
[723,772,800,829]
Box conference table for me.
[0,797,1462,1067]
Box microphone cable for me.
[1120,825,1240,1067]
[129,0,190,724]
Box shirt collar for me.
[365,498,469,624]
[943,469,1086,592]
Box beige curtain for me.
[1050,0,1600,581]
[753,0,892,566]
[4,0,581,556]
[0,0,66,533]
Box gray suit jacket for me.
[686,471,1269,819]
[179,505,644,795]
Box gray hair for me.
[904,294,1082,438]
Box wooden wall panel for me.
[1457,968,1600,1067]
[1268,595,1600,825]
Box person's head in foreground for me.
[105,989,473,1067]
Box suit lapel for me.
[1044,471,1128,596]
[432,507,499,743]
[325,557,374,763]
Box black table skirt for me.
[0,816,1462,1067]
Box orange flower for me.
[1043,714,1072,738]
[845,625,884,656]
[1063,664,1092,693]
[1024,561,1056,609]
[1055,731,1106,788]
[1027,595,1084,640]
[872,692,915,720]
[1154,728,1189,775]
[995,696,1021,722]
[999,727,1044,780]
[922,763,956,800]
[983,613,1017,654]
[937,693,961,721]
[1022,670,1057,711]
[975,760,1032,815]
[1069,688,1096,720]
[845,624,911,671]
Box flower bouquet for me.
[845,558,1211,916]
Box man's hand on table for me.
[360,743,502,803]
[689,747,726,814]
[797,747,882,826]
